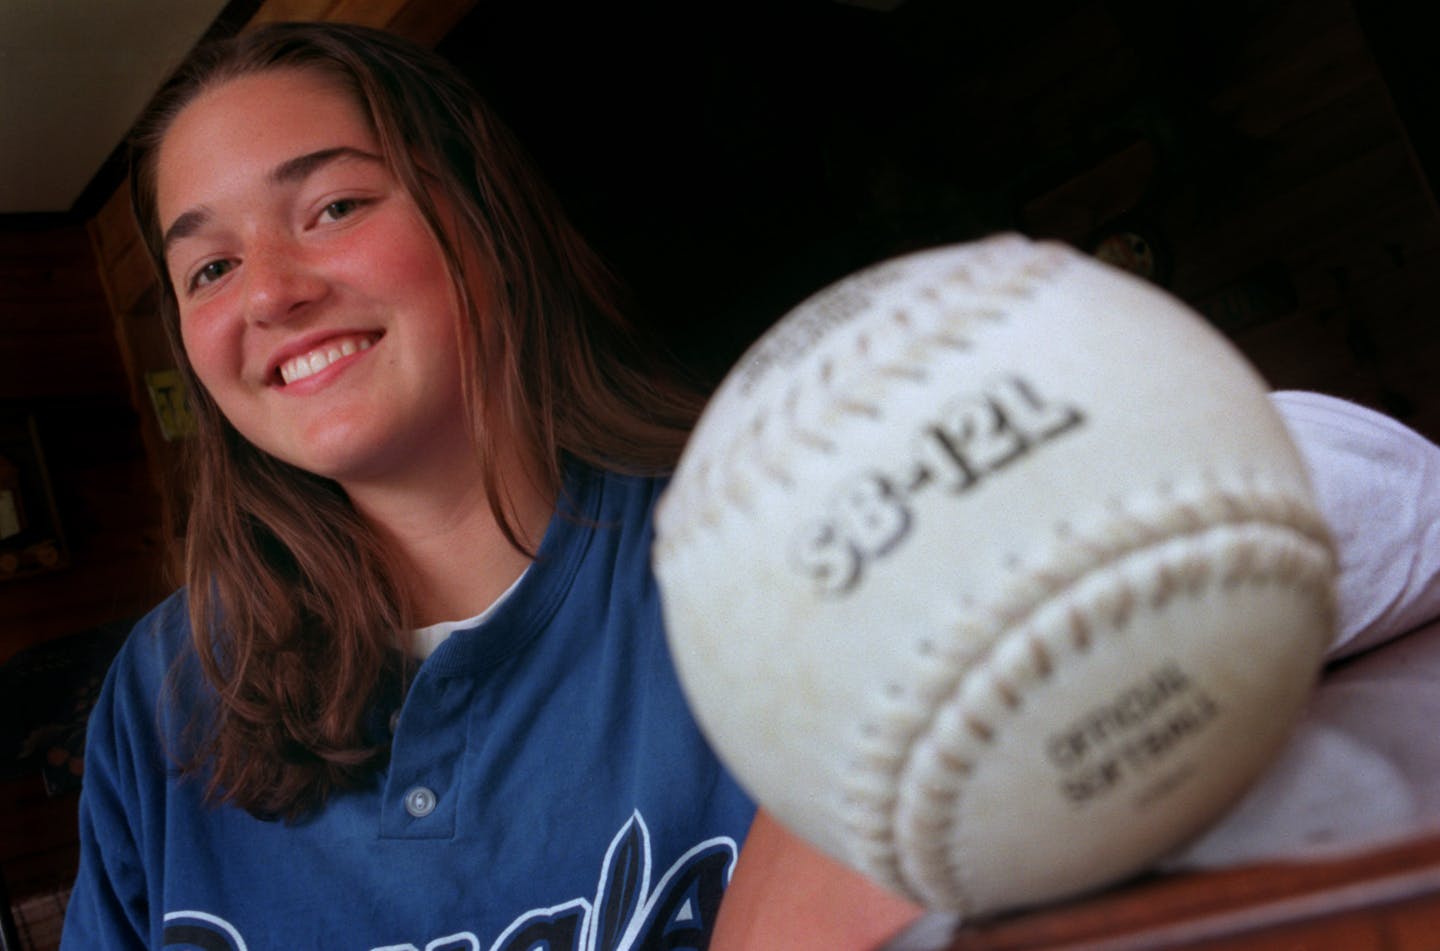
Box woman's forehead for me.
[155,68,377,222]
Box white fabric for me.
[1274,391,1440,661]
[409,567,530,658]
[1165,391,1440,869]
[1169,616,1440,868]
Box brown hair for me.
[129,22,702,819]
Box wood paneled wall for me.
[0,225,167,663]
[0,223,166,907]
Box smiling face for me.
[156,68,474,495]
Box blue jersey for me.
[63,467,756,950]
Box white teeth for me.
[279,335,375,385]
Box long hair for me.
[128,22,703,819]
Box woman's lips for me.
[276,333,380,385]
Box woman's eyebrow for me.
[267,145,381,186]
[163,207,211,254]
[162,146,384,253]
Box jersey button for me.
[404,786,437,818]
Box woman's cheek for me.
[179,305,242,395]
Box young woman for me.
[62,22,781,949]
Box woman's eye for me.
[190,259,235,291]
[318,197,365,223]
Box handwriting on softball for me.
[790,376,1083,595]
[1047,664,1220,807]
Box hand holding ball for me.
[653,235,1336,915]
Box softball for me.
[652,234,1336,915]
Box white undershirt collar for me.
[409,567,530,659]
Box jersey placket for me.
[380,669,475,839]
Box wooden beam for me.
[245,0,480,45]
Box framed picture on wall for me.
[0,412,68,581]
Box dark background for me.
[437,0,1440,416]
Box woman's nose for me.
[240,239,328,325]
